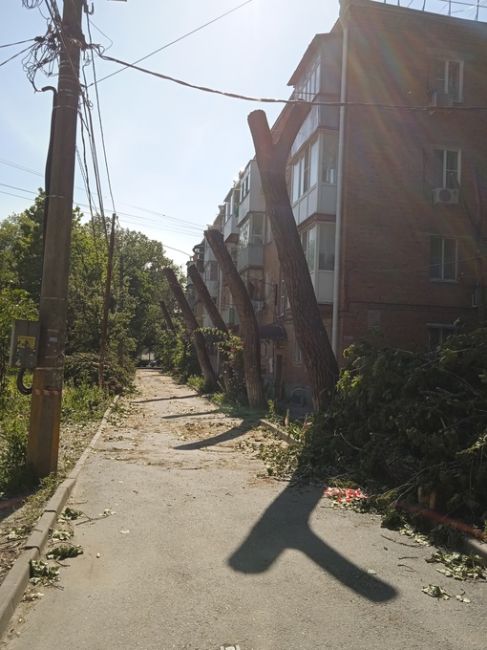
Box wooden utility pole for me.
[162,268,218,391]
[204,229,265,410]
[99,213,117,388]
[160,300,176,331]
[248,108,339,411]
[27,0,84,478]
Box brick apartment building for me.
[187,0,487,405]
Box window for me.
[292,139,319,202]
[301,226,316,272]
[428,324,455,349]
[318,223,336,271]
[430,236,457,281]
[433,59,463,102]
[295,58,321,100]
[206,261,218,282]
[240,170,251,202]
[294,340,303,364]
[322,136,338,185]
[434,149,461,189]
[239,214,265,248]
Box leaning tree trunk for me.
[187,264,228,333]
[204,229,265,410]
[162,268,218,392]
[160,299,175,331]
[248,108,338,411]
[187,263,244,398]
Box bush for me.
[64,352,134,394]
[61,383,108,423]
[0,383,31,495]
[269,327,487,528]
[187,375,206,393]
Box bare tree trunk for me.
[187,264,228,333]
[248,108,338,411]
[160,299,175,332]
[162,268,218,391]
[187,263,244,397]
[204,229,265,410]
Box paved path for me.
[3,370,486,649]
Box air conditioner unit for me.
[430,90,454,107]
[432,188,459,205]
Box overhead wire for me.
[0,38,36,49]
[90,0,255,87]
[85,12,117,216]
[0,44,36,68]
[0,158,204,230]
[94,50,487,111]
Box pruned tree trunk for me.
[187,263,244,397]
[160,299,175,332]
[204,229,265,410]
[162,268,218,391]
[187,264,228,333]
[248,108,338,411]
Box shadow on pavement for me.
[228,482,397,603]
[132,395,195,404]
[160,409,222,420]
[174,420,257,451]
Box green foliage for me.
[186,374,206,393]
[0,380,32,495]
[64,352,134,395]
[264,328,487,528]
[61,382,108,423]
[155,327,199,383]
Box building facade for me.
[188,0,487,405]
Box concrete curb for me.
[0,394,119,641]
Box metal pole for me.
[27,0,84,478]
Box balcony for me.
[293,183,337,225]
[204,279,219,299]
[309,270,334,304]
[223,213,239,243]
[237,243,263,271]
[238,160,265,223]
[221,306,239,326]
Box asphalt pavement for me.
[2,370,486,650]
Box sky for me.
[1,0,484,270]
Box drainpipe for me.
[331,13,350,356]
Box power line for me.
[95,50,487,111]
[90,0,255,87]
[0,38,36,49]
[0,180,203,235]
[0,157,205,230]
[0,44,35,68]
[85,12,117,215]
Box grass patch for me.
[0,378,109,497]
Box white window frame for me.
[439,59,464,102]
[430,236,458,282]
[427,323,455,349]
[435,148,461,189]
[292,138,320,203]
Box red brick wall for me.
[338,2,487,357]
